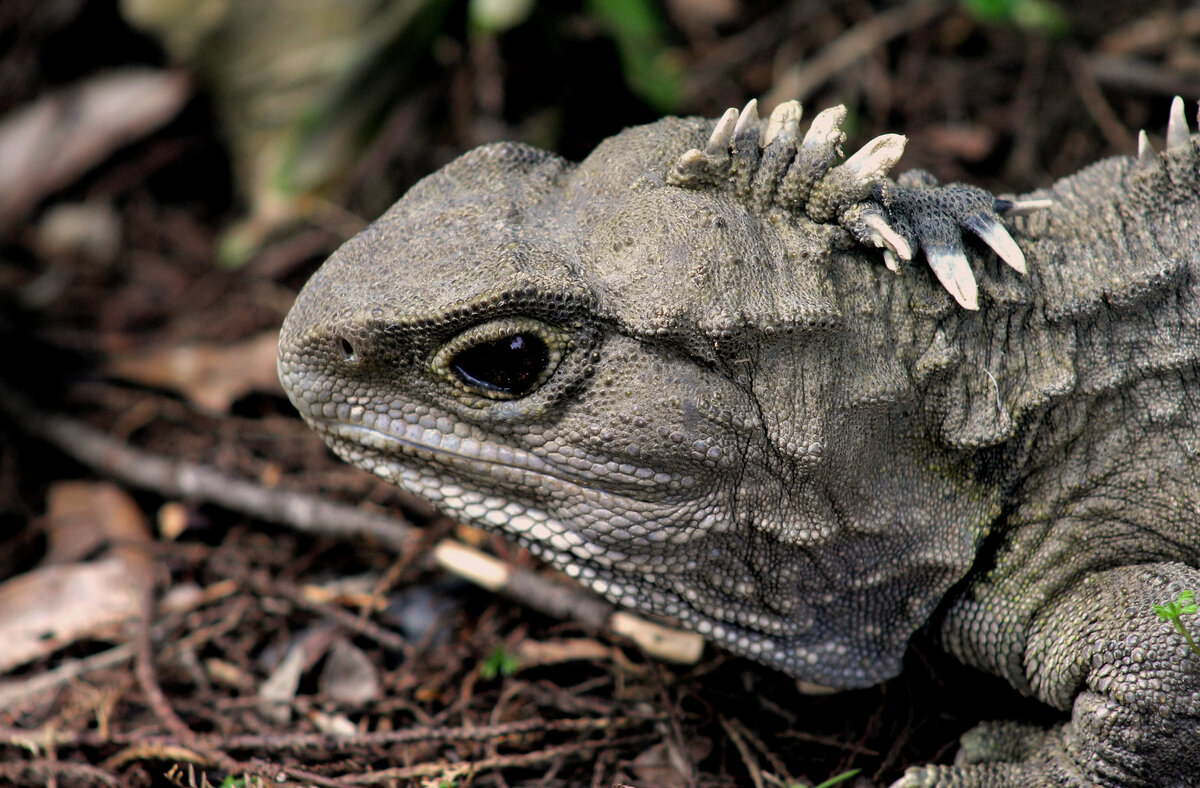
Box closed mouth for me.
[309,417,670,499]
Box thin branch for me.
[338,735,655,785]
[0,382,414,551]
[764,0,950,108]
[0,715,657,753]
[0,643,136,710]
[0,759,120,787]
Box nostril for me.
[338,337,357,361]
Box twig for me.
[0,759,120,787]
[1087,54,1200,103]
[0,643,136,710]
[337,735,655,785]
[763,0,950,107]
[0,382,414,551]
[1066,51,1135,153]
[433,540,705,665]
[239,570,407,652]
[720,716,764,788]
[1,715,660,753]
[102,743,213,772]
[775,729,880,758]
[725,715,795,787]
[218,714,650,753]
[132,588,245,779]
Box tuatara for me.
[278,98,1200,787]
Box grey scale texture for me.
[278,100,1200,787]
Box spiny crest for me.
[667,100,1043,310]
[921,96,1200,449]
[667,99,905,224]
[1137,95,1198,163]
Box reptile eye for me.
[450,333,549,397]
[434,318,567,401]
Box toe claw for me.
[964,215,1026,274]
[863,213,913,261]
[926,248,979,310]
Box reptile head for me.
[278,112,1001,688]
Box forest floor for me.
[1,1,1196,786]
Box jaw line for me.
[310,421,809,664]
[311,418,667,500]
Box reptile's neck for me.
[838,139,1200,454]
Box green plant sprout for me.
[959,0,1067,35]
[479,644,520,680]
[793,768,861,788]
[1152,589,1200,658]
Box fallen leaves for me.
[0,69,189,231]
[0,482,155,676]
[107,331,283,415]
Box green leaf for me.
[469,0,536,33]
[480,644,520,680]
[798,769,861,788]
[959,0,1068,36]
[584,0,682,112]
[1154,602,1180,622]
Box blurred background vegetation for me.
[3,0,1195,266]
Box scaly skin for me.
[278,100,1200,787]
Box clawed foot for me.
[904,566,1200,788]
[668,99,1050,311]
[890,721,1069,788]
[844,176,1049,310]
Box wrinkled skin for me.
[278,102,1200,787]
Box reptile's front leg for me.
[899,562,1200,788]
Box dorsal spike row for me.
[1166,95,1189,149]
[1138,129,1155,164]
[763,99,801,146]
[669,100,899,223]
[1136,96,1197,164]
[669,100,1054,311]
[732,99,760,141]
[705,107,739,156]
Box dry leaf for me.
[108,331,282,414]
[0,483,155,674]
[0,69,189,229]
[258,644,306,724]
[318,637,380,706]
[34,201,122,265]
[0,557,149,674]
[43,480,153,565]
[630,737,712,788]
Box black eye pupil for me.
[450,332,550,396]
